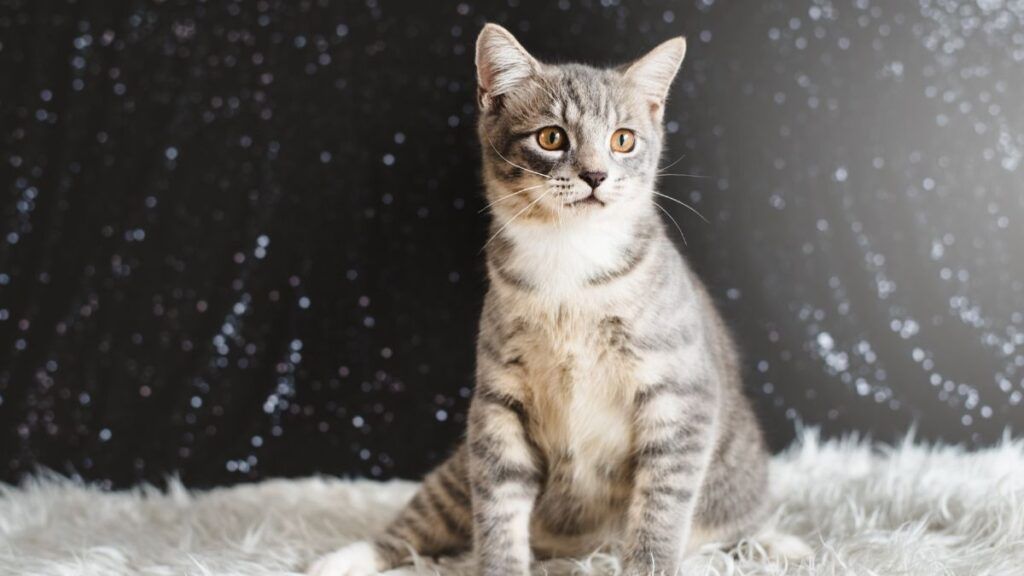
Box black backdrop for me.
[2,0,1022,488]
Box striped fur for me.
[309,23,770,576]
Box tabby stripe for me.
[476,511,516,537]
[635,379,713,408]
[387,510,431,547]
[468,435,502,462]
[597,81,611,120]
[488,258,533,291]
[586,226,655,286]
[636,436,704,462]
[520,147,557,171]
[490,461,542,486]
[659,459,698,476]
[477,387,529,426]
[503,318,527,341]
[639,518,677,538]
[408,493,430,519]
[565,79,584,118]
[717,425,737,458]
[424,479,466,534]
[477,388,546,469]
[438,467,472,511]
[478,337,502,362]
[688,412,713,427]
[468,439,541,487]
[643,485,694,501]
[637,441,673,459]
[372,536,406,564]
[630,323,697,352]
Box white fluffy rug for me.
[2,431,1024,576]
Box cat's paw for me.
[307,541,385,576]
[758,529,814,560]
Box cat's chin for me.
[563,193,605,209]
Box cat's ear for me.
[475,23,539,111]
[624,37,687,119]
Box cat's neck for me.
[486,200,663,299]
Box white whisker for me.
[652,201,687,247]
[650,191,710,224]
[658,172,709,179]
[482,187,554,251]
[485,134,551,180]
[659,170,708,179]
[657,152,688,174]
[478,184,546,214]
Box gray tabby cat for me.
[310,23,792,576]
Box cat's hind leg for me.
[308,446,473,576]
[685,412,813,560]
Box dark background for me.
[1,0,1022,489]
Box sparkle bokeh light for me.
[0,0,1021,487]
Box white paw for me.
[760,529,814,560]
[307,541,385,576]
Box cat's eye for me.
[537,126,568,151]
[610,129,636,153]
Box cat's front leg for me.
[467,383,543,576]
[623,372,717,576]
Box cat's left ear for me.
[624,37,687,119]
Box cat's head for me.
[475,23,685,226]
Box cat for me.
[309,22,788,576]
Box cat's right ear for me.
[475,23,539,112]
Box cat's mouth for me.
[564,193,605,208]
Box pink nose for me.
[579,171,608,189]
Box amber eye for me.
[610,129,636,153]
[536,126,568,151]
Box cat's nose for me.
[579,171,608,190]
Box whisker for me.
[658,172,710,179]
[485,134,551,180]
[657,152,688,174]
[478,184,546,213]
[650,191,711,224]
[652,201,688,247]
[482,187,554,251]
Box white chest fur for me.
[504,210,639,300]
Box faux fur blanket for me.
[2,431,1023,576]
